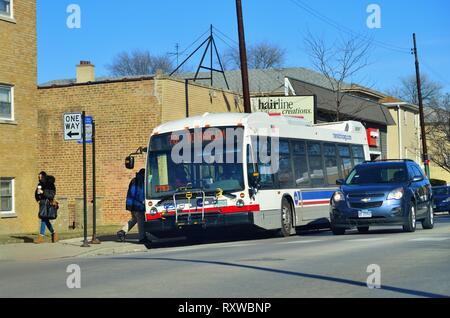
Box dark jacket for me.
[35,175,56,203]
[126,170,145,213]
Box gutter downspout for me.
[397,105,403,159]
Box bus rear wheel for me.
[279,198,293,237]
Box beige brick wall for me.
[37,80,160,227]
[0,0,38,234]
[37,78,243,229]
[387,107,421,162]
[160,77,243,122]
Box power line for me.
[213,26,239,46]
[289,0,411,54]
[212,28,289,93]
[422,60,450,86]
[214,32,238,51]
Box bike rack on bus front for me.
[173,190,206,227]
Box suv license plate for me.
[358,210,372,218]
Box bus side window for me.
[307,141,326,188]
[292,140,310,188]
[256,137,275,189]
[277,140,295,189]
[324,143,340,186]
[338,145,352,178]
[351,145,365,167]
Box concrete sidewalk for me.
[0,237,149,262]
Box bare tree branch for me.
[107,50,174,76]
[426,93,450,174]
[224,42,286,70]
[304,31,372,121]
[387,74,443,106]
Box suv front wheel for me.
[403,202,417,233]
[422,203,434,230]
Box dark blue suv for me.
[330,160,434,235]
[432,186,450,214]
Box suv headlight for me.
[387,188,404,200]
[332,191,345,203]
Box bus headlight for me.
[150,207,158,215]
[236,199,245,208]
[332,191,345,203]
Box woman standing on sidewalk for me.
[34,171,58,244]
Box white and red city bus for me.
[143,112,370,237]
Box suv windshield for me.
[346,164,408,185]
[146,127,244,199]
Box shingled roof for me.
[287,77,395,126]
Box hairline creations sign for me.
[251,96,316,123]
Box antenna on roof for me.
[169,25,230,90]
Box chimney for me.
[76,61,95,83]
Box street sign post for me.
[63,112,95,247]
[89,120,101,245]
[81,111,90,248]
[63,112,83,141]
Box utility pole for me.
[236,0,251,113]
[412,33,430,178]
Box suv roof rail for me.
[363,159,416,164]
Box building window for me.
[0,0,12,18]
[0,85,13,120]
[0,178,14,214]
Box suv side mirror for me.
[412,176,424,182]
[125,156,135,170]
[336,179,345,185]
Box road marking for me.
[278,240,323,245]
[152,242,258,254]
[221,243,258,248]
[349,238,386,242]
[409,237,450,242]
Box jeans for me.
[40,219,54,236]
[122,211,146,240]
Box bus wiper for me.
[217,190,237,199]
[155,194,176,205]
[202,189,237,200]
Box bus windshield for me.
[146,127,244,199]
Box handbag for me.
[39,199,59,220]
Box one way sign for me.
[63,112,83,141]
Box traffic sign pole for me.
[90,120,101,244]
[81,111,90,248]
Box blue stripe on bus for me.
[294,190,337,206]
[301,191,335,201]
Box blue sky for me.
[37,0,450,93]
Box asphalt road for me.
[1,214,449,298]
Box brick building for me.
[37,65,243,231]
[0,0,38,234]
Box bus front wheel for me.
[279,198,293,237]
